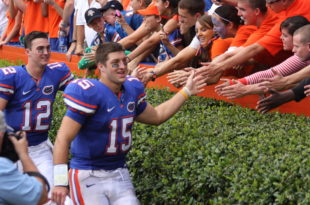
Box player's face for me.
[103,9,117,25]
[101,51,129,85]
[237,1,256,25]
[178,8,199,35]
[88,17,105,33]
[292,34,310,61]
[280,28,293,51]
[26,38,51,67]
[195,21,214,48]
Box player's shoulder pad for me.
[125,76,145,89]
[46,62,70,72]
[0,65,22,76]
[63,79,100,114]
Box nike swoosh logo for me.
[86,184,95,188]
[107,106,115,112]
[22,90,32,95]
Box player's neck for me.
[25,64,45,82]
[99,78,122,95]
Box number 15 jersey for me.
[63,77,147,170]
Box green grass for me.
[2,58,310,204]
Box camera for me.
[0,131,22,162]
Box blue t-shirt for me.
[122,10,143,30]
[0,63,74,146]
[0,157,42,205]
[205,0,212,11]
[63,77,147,170]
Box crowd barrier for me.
[1,45,309,117]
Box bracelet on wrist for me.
[54,164,68,186]
[179,87,191,100]
[149,70,157,81]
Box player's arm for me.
[51,116,81,205]
[136,71,206,125]
[0,98,8,110]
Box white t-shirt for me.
[189,36,201,51]
[0,1,8,36]
[76,0,101,47]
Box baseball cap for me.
[100,1,124,13]
[136,2,159,16]
[85,8,103,25]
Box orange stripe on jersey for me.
[69,169,78,205]
[60,72,71,82]
[63,94,98,109]
[74,170,85,205]
[0,83,14,88]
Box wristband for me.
[54,164,68,186]
[183,87,191,97]
[179,87,191,100]
[149,70,157,81]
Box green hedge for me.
[2,59,310,204]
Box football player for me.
[51,42,206,205]
[0,31,74,203]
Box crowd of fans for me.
[0,0,310,204]
[1,0,309,110]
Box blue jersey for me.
[91,23,121,46]
[158,29,184,62]
[63,77,147,170]
[0,63,74,146]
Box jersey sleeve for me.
[63,79,99,124]
[47,62,74,91]
[0,66,17,100]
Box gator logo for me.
[127,102,135,113]
[42,85,54,95]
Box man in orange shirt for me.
[199,0,310,82]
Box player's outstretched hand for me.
[51,186,69,205]
[184,70,206,95]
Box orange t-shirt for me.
[243,9,279,47]
[48,0,65,38]
[5,11,20,42]
[210,37,233,60]
[230,25,257,47]
[23,1,49,35]
[258,0,310,56]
